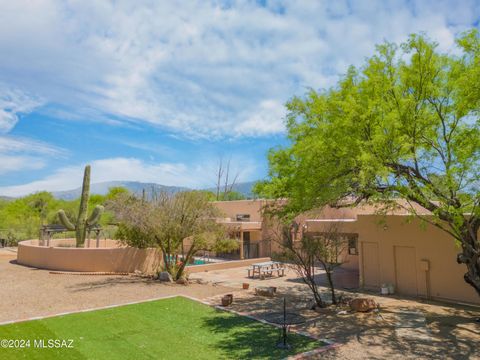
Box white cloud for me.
[235,100,286,136]
[0,155,45,175]
[0,0,477,138]
[0,136,66,174]
[0,85,44,133]
[0,136,64,156]
[0,157,258,197]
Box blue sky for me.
[0,0,479,196]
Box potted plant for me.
[221,294,233,306]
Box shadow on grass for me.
[201,309,322,360]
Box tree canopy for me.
[108,190,238,279]
[255,30,480,295]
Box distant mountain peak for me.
[51,180,257,200]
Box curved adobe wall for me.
[17,239,162,274]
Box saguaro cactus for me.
[58,165,104,247]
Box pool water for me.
[192,259,207,265]
[166,255,209,266]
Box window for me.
[236,214,250,222]
[348,235,358,255]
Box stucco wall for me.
[17,239,162,274]
[213,199,266,222]
[357,215,479,305]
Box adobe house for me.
[213,199,272,259]
[214,199,480,305]
[298,201,479,305]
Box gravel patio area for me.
[196,266,480,360]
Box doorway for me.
[362,242,380,289]
[394,246,418,296]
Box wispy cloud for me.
[0,0,477,138]
[0,84,44,133]
[0,136,65,156]
[0,135,66,174]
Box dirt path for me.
[0,254,234,323]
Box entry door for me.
[394,246,417,296]
[362,242,380,289]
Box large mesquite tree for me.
[256,30,480,296]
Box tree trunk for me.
[325,268,337,305]
[457,230,480,297]
[176,246,196,280]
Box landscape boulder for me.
[158,271,173,282]
[349,297,377,312]
[255,287,275,297]
[176,277,189,285]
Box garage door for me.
[394,246,418,296]
[362,242,380,288]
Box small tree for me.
[109,191,238,280]
[270,218,348,308]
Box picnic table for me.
[248,261,285,279]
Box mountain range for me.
[51,180,258,200]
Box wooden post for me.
[239,231,244,260]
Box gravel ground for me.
[198,268,480,360]
[0,252,234,324]
[2,250,479,359]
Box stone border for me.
[0,294,181,326]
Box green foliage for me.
[256,29,480,294]
[108,191,238,280]
[217,191,246,201]
[0,182,127,245]
[195,190,246,201]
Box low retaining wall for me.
[17,239,162,274]
[187,257,271,273]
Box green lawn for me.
[0,296,323,359]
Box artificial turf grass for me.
[0,296,324,359]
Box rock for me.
[158,271,173,282]
[255,287,275,297]
[349,297,377,312]
[176,277,189,285]
[314,306,332,314]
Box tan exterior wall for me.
[303,220,360,271]
[357,215,479,305]
[17,239,162,274]
[213,199,266,222]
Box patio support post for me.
[239,231,244,260]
